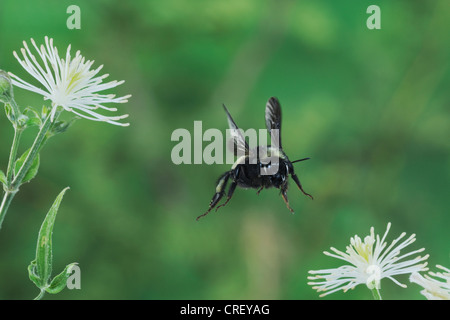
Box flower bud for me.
[0,70,14,103]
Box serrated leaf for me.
[0,169,6,185]
[27,260,42,288]
[14,149,40,184]
[46,262,78,294]
[34,187,70,285]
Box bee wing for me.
[223,104,250,157]
[265,97,282,149]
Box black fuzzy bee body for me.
[231,146,286,189]
[197,97,312,220]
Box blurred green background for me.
[0,0,448,300]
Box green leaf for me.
[48,118,77,137]
[23,107,42,128]
[16,114,29,129]
[0,70,13,102]
[4,103,15,124]
[34,187,70,285]
[46,262,78,294]
[14,149,40,184]
[27,117,42,128]
[27,260,43,288]
[0,169,6,185]
[41,105,49,120]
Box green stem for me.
[11,111,56,190]
[34,289,46,300]
[0,114,22,230]
[0,110,60,230]
[5,128,23,185]
[371,287,382,300]
[0,191,15,230]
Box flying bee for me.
[196,97,313,220]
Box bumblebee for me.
[197,97,313,220]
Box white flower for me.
[308,222,429,297]
[9,37,131,126]
[410,265,450,300]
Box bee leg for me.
[215,181,237,211]
[281,187,295,213]
[291,173,313,200]
[197,190,225,221]
[256,186,264,195]
[197,171,231,220]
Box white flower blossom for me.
[9,37,131,126]
[308,222,429,297]
[410,265,450,300]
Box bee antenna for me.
[291,157,310,164]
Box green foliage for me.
[28,187,78,299]
[23,107,42,128]
[48,118,77,138]
[4,103,16,125]
[0,71,13,104]
[14,149,40,184]
[0,170,6,186]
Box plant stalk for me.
[34,289,46,300]
[371,287,382,300]
[6,127,22,185]
[0,110,60,230]
[0,191,15,230]
[11,113,54,190]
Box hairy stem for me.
[34,289,46,300]
[0,191,15,230]
[0,110,60,230]
[5,128,22,185]
[371,287,382,300]
[11,113,53,190]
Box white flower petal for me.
[410,265,450,300]
[308,223,429,297]
[10,37,130,126]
